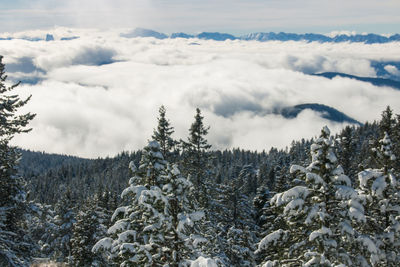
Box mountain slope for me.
[274,103,361,125]
[313,72,400,90]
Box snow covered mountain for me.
[241,32,400,43]
[118,28,400,44]
[2,28,399,44]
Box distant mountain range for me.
[2,28,400,44]
[118,28,400,44]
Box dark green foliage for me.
[152,105,178,161]
[52,189,76,263]
[0,55,35,266]
[380,106,396,136]
[71,195,109,267]
[181,108,212,208]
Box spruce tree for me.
[161,164,205,266]
[93,141,205,266]
[357,132,399,265]
[152,105,178,161]
[181,108,212,208]
[71,201,98,266]
[71,195,108,267]
[258,126,359,266]
[0,55,35,266]
[52,189,76,263]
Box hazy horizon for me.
[2,0,400,35]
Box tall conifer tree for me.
[0,56,35,266]
[152,105,177,161]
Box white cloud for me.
[2,29,400,157]
[384,65,400,76]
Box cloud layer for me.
[2,28,400,158]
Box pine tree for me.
[93,141,205,266]
[181,108,212,208]
[71,197,108,267]
[379,106,396,136]
[161,164,205,266]
[338,125,357,177]
[52,189,76,263]
[224,180,256,266]
[0,55,35,266]
[357,132,400,265]
[152,105,178,161]
[31,203,57,258]
[257,126,360,266]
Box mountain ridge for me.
[313,72,400,90]
[118,28,400,43]
[2,28,399,44]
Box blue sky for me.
[1,0,400,35]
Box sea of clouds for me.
[1,28,400,158]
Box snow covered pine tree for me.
[93,140,206,266]
[0,56,35,266]
[257,126,363,266]
[357,131,400,265]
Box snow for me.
[120,243,136,253]
[335,185,357,200]
[271,186,309,206]
[389,173,397,187]
[129,161,137,172]
[309,226,332,242]
[290,165,307,174]
[190,211,205,221]
[148,140,161,149]
[92,237,113,252]
[305,205,320,225]
[284,198,304,215]
[358,169,383,188]
[332,165,344,176]
[111,206,127,222]
[357,236,378,254]
[257,229,288,251]
[333,174,351,187]
[107,220,128,235]
[121,185,147,200]
[190,256,218,267]
[177,214,193,233]
[326,151,337,164]
[172,165,181,175]
[340,221,354,235]
[372,176,386,197]
[349,206,366,223]
[306,173,326,186]
[118,230,137,243]
[154,162,164,170]
[262,261,279,267]
[191,234,207,247]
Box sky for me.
[1,0,400,35]
[1,29,400,157]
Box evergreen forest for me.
[2,56,400,266]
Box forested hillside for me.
[16,106,399,266]
[2,54,400,266]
